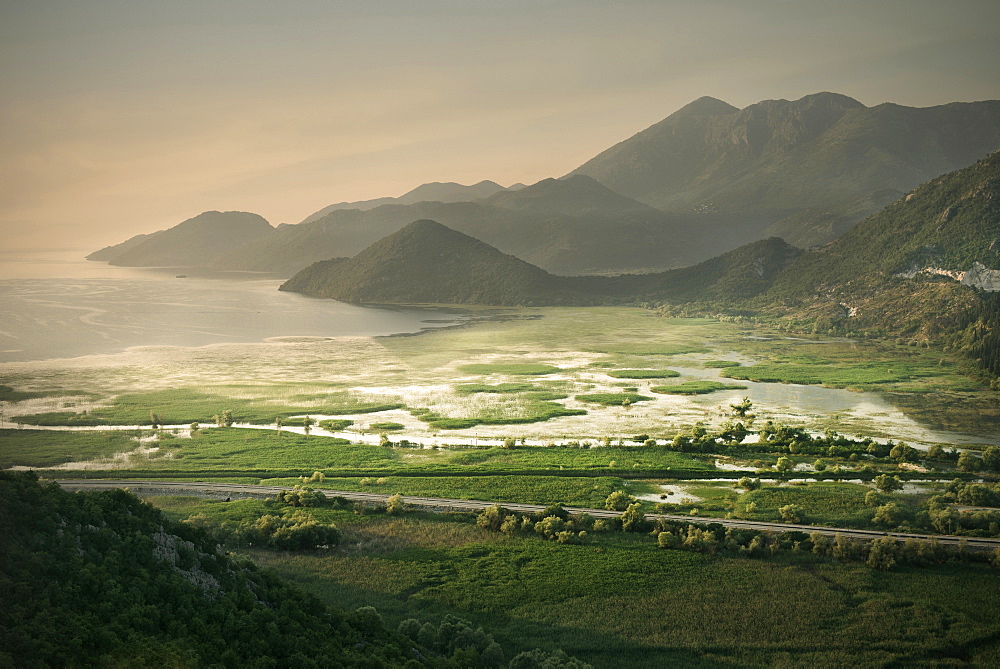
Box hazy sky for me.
[2,0,999,250]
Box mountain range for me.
[89,92,1000,278]
[299,180,510,224]
[280,218,804,306]
[280,151,1000,380]
[569,92,1000,248]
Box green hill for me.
[103,211,274,267]
[279,219,586,305]
[0,472,422,666]
[758,150,1000,380]
[280,220,802,307]
[570,93,1000,248]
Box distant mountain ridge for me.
[569,92,1000,248]
[89,92,1000,279]
[299,180,508,224]
[98,211,273,268]
[210,175,692,276]
[280,219,803,306]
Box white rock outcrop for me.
[961,262,1000,291]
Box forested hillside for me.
[0,473,587,667]
[570,93,1000,247]
[758,151,1000,382]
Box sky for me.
[2,0,999,251]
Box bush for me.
[605,490,636,511]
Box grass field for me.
[0,429,138,468]
[148,495,1000,667]
[650,381,748,395]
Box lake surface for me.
[0,251,464,362]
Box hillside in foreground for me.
[0,472,419,666]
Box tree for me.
[983,446,1000,472]
[775,456,794,472]
[605,490,636,512]
[873,474,903,494]
[730,397,753,418]
[889,442,917,463]
[503,437,516,450]
[189,422,200,436]
[302,415,313,437]
[274,416,283,439]
[957,451,981,472]
[534,515,567,539]
[149,411,160,429]
[779,504,802,523]
[867,537,898,570]
[736,477,761,491]
[620,502,647,532]
[222,409,234,427]
[873,502,902,527]
[538,503,569,521]
[476,504,509,532]
[657,531,678,549]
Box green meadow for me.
[148,495,1000,667]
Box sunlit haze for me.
[2,0,999,250]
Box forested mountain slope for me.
[760,151,1000,381]
[570,93,1000,248]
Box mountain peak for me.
[280,219,572,305]
[486,174,655,215]
[674,96,739,117]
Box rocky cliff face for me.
[962,262,1000,291]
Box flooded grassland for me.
[3,306,997,451]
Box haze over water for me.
[0,251,462,362]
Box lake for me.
[0,251,464,362]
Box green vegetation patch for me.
[586,343,709,356]
[444,445,713,473]
[575,392,653,406]
[11,388,404,426]
[454,383,540,394]
[117,427,385,472]
[0,384,95,403]
[266,475,624,508]
[739,482,875,527]
[0,429,138,469]
[723,361,942,387]
[458,363,560,375]
[370,422,405,431]
[318,419,353,431]
[605,369,681,379]
[650,381,748,395]
[248,517,1000,668]
[703,360,742,368]
[417,400,586,430]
